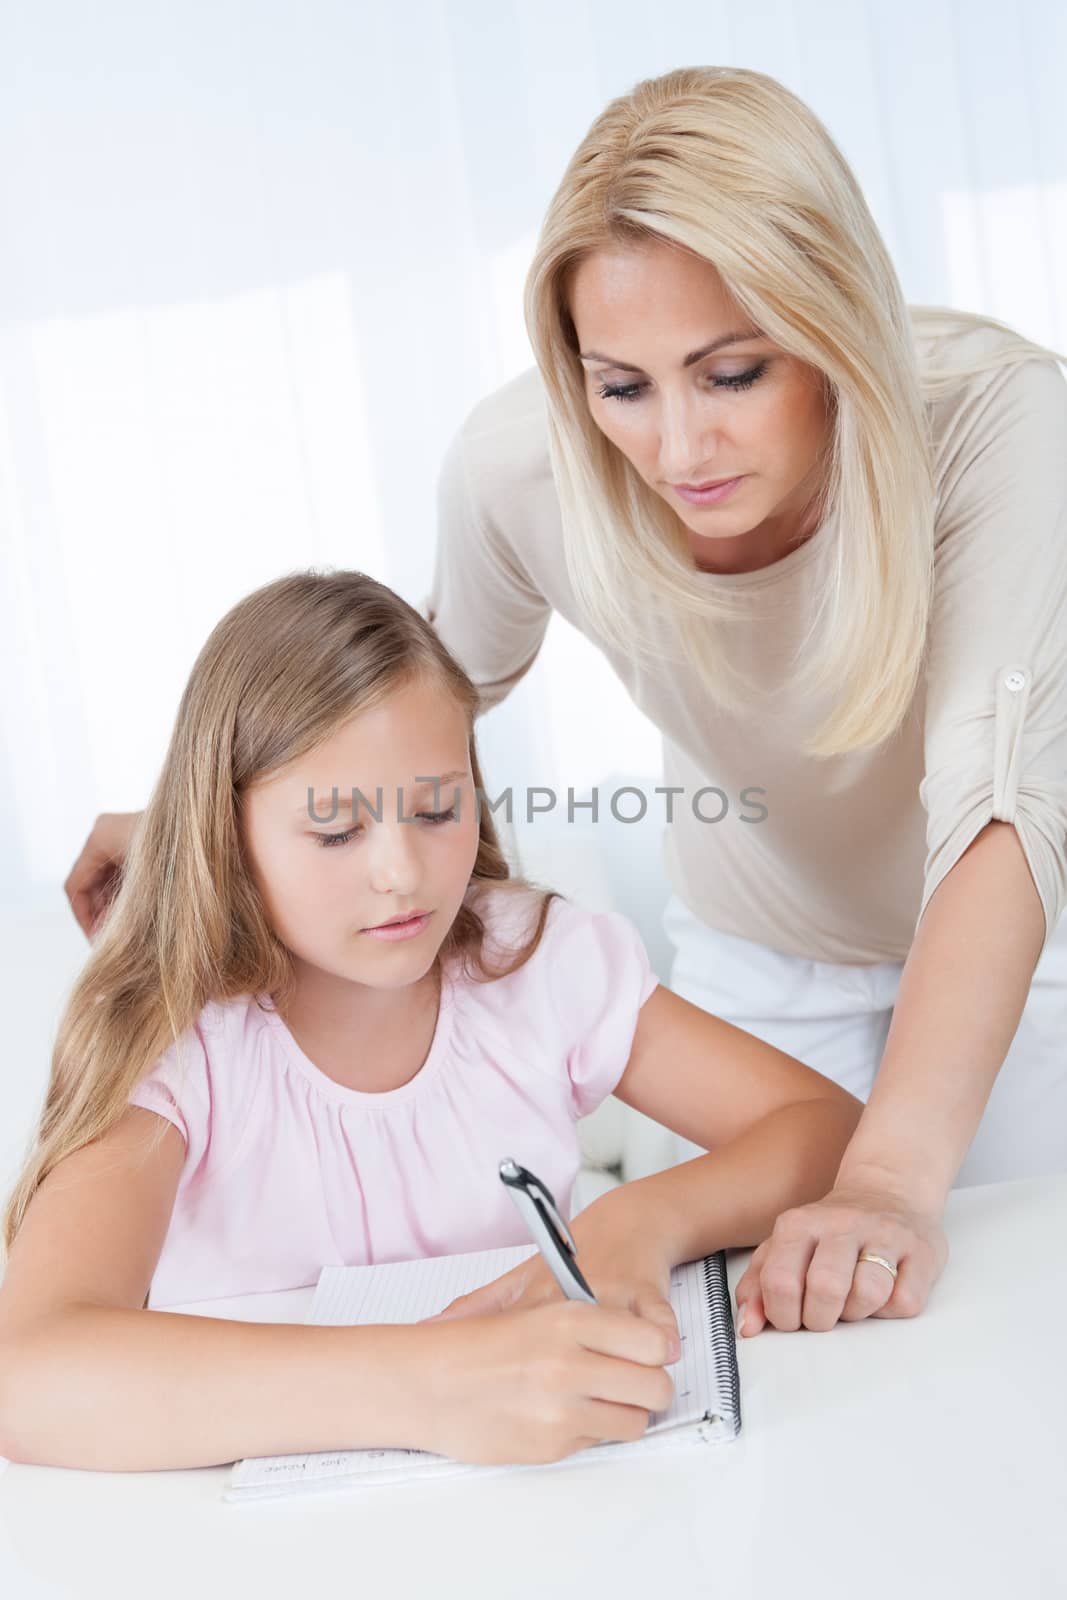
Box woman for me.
[422,65,1067,1334]
[66,66,1067,1336]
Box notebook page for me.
[227,1246,735,1500]
[310,1245,535,1327]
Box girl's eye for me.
[596,361,769,404]
[313,808,456,848]
[314,827,361,849]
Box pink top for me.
[128,888,658,1309]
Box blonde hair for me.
[3,570,556,1256]
[525,65,1067,755]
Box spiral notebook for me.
[225,1244,741,1503]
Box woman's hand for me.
[416,1301,679,1465]
[63,810,142,937]
[733,1181,949,1336]
[429,1186,681,1345]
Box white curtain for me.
[2,0,1066,1185]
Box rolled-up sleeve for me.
[918,355,1067,944]
[424,417,552,713]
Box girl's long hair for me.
[3,570,555,1255]
[525,64,1067,755]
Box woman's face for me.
[569,238,834,575]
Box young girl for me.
[0,570,860,1474]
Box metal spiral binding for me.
[701,1251,742,1437]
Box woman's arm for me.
[735,819,1042,1334]
[63,810,142,937]
[841,819,1043,1201]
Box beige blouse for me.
[426,318,1067,964]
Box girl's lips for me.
[361,911,432,943]
[673,475,746,506]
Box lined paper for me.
[226,1246,739,1502]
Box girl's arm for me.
[436,985,862,1325]
[596,981,864,1261]
[0,1108,677,1471]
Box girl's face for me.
[568,238,834,575]
[241,676,481,993]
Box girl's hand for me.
[64,810,142,937]
[429,1189,680,1345]
[733,1182,949,1336]
[417,1301,679,1465]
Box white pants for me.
[663,894,1067,1188]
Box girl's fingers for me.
[630,1287,680,1346]
[571,1304,679,1369]
[576,1399,655,1446]
[427,1268,530,1321]
[576,1346,675,1414]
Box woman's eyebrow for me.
[578,328,763,372]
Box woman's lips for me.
[361,912,432,943]
[673,475,746,506]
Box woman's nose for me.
[658,391,712,481]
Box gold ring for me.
[857,1251,898,1281]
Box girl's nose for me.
[366,819,421,897]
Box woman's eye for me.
[596,361,768,404]
[715,361,768,392]
[420,808,456,825]
[597,381,646,403]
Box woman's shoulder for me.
[909,308,1067,521]
[910,306,1066,415]
[460,364,548,444]
[451,366,554,508]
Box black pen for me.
[499,1157,597,1304]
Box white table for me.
[2,1175,1065,1600]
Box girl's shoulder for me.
[457,884,658,1115]
[131,991,273,1105]
[465,881,597,961]
[461,882,657,1009]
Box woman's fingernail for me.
[735,1303,747,1337]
